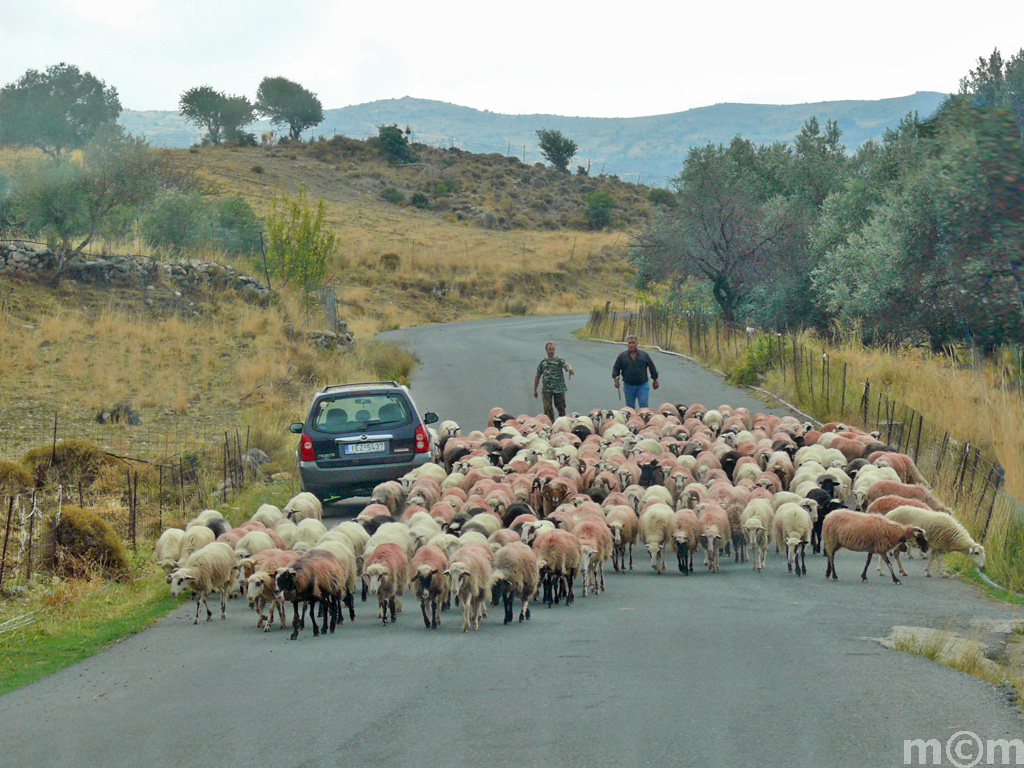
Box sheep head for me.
[969,544,986,569]
[903,526,929,554]
[169,569,196,597]
[363,564,393,596]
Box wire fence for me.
[587,305,1024,591]
[0,427,268,595]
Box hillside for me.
[121,92,948,184]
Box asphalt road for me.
[1,315,1020,768]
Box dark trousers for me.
[541,391,566,421]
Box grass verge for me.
[0,571,181,695]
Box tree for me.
[958,47,1024,144]
[583,190,615,229]
[374,124,414,163]
[264,189,336,293]
[536,129,577,172]
[14,127,159,254]
[255,77,323,141]
[178,86,254,145]
[0,63,121,160]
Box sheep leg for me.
[421,599,431,628]
[893,547,908,577]
[289,601,301,640]
[361,579,368,602]
[431,599,440,629]
[389,596,397,624]
[826,552,838,580]
[566,572,575,605]
[344,592,355,621]
[628,543,633,570]
[220,588,228,620]
[879,552,902,585]
[193,594,202,625]
[859,553,873,582]
[503,594,513,624]
[311,600,321,637]
[799,543,807,576]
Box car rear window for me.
[312,393,412,433]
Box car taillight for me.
[414,425,430,454]
[299,433,316,461]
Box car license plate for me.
[343,441,387,456]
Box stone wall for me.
[0,241,270,299]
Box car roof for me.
[316,381,408,395]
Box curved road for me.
[0,315,1020,768]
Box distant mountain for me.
[121,92,947,184]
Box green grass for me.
[0,575,183,695]
[948,558,1024,605]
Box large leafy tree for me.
[0,63,121,160]
[255,77,324,141]
[630,140,799,323]
[536,129,577,172]
[14,127,160,254]
[178,86,254,145]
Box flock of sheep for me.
[155,402,987,638]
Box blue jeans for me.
[623,381,650,409]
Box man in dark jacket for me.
[612,335,659,409]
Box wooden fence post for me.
[0,495,14,592]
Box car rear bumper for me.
[297,452,433,500]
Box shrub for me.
[0,460,32,493]
[584,190,615,229]
[250,164,264,174]
[432,178,459,196]
[22,439,109,489]
[648,187,677,207]
[357,340,417,382]
[374,124,415,164]
[42,505,130,582]
[411,192,429,209]
[380,187,405,205]
[379,253,401,271]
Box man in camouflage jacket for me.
[534,341,574,421]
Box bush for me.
[584,190,615,229]
[357,340,417,382]
[411,192,429,209]
[22,439,109,489]
[380,187,405,205]
[0,460,32,493]
[648,187,677,207]
[42,505,130,582]
[374,124,415,164]
[432,178,459,196]
[379,253,401,271]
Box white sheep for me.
[176,525,216,567]
[884,506,985,577]
[638,503,675,574]
[168,542,238,624]
[233,530,276,562]
[446,545,493,631]
[250,503,283,528]
[773,501,815,576]
[604,505,639,572]
[155,527,185,575]
[282,492,323,523]
[740,499,774,572]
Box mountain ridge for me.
[120,91,948,183]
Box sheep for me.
[250,504,283,528]
[531,529,582,607]
[176,525,216,566]
[740,499,774,572]
[671,508,702,574]
[572,515,613,597]
[490,542,541,624]
[155,527,185,575]
[242,549,299,631]
[370,480,407,516]
[282,492,323,523]
[697,503,730,574]
[823,509,929,585]
[185,509,229,538]
[446,546,493,631]
[638,503,675,574]
[605,505,639,572]
[362,542,410,626]
[773,501,815,576]
[233,530,277,562]
[410,545,450,629]
[865,480,950,513]
[168,542,238,624]
[885,506,985,577]
[275,549,346,639]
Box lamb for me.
[604,505,639,572]
[155,527,185,575]
[275,549,346,639]
[410,545,450,629]
[671,508,702,574]
[490,542,541,624]
[638,503,675,574]
[531,529,582,607]
[445,545,493,631]
[773,501,815,577]
[884,506,985,577]
[697,503,730,574]
[282,492,323,523]
[168,542,238,624]
[823,509,929,585]
[571,515,613,597]
[362,542,410,626]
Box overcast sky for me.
[2,1,1021,117]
